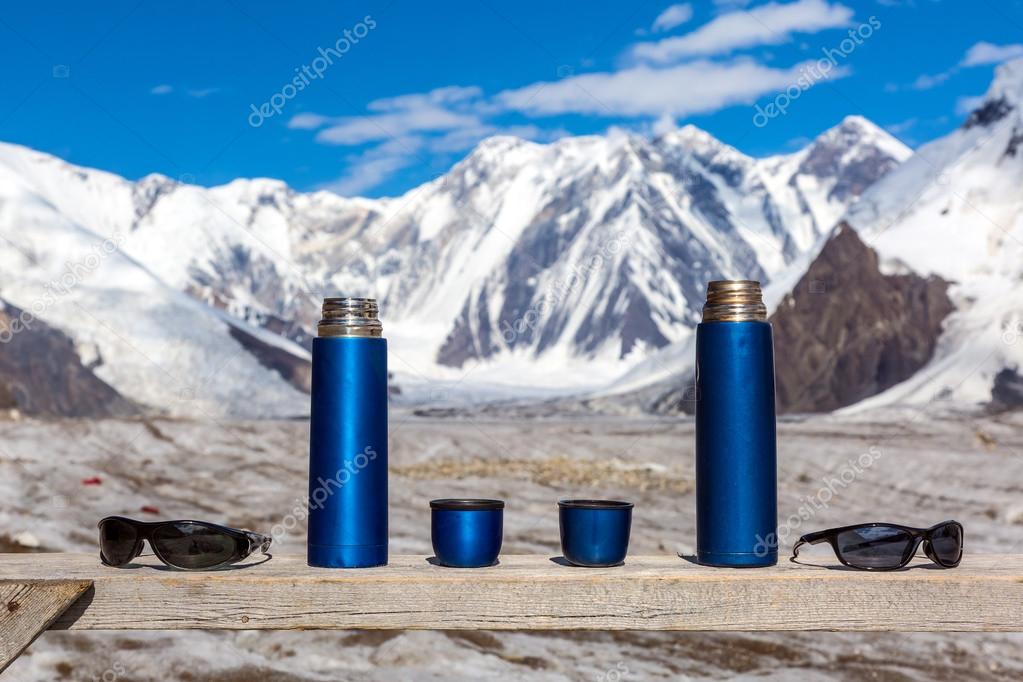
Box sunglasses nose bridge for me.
[909,534,927,559]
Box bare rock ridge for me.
[602,223,954,417]
[622,224,955,417]
[768,224,954,413]
[0,299,136,417]
[226,324,312,394]
[990,368,1023,412]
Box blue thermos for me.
[307,297,388,568]
[695,280,777,567]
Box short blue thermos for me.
[307,297,388,568]
[695,280,777,567]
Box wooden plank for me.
[0,579,92,673]
[0,554,1021,632]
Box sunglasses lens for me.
[836,526,914,569]
[152,522,239,569]
[99,519,138,565]
[929,523,963,566]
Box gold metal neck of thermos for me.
[701,280,767,322]
[317,297,383,337]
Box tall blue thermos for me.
[308,297,388,568]
[695,280,777,567]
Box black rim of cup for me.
[558,499,633,510]
[430,498,505,511]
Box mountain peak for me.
[810,115,912,163]
[988,57,1023,106]
[470,135,537,156]
[837,114,876,131]
[658,123,723,150]
[137,172,177,187]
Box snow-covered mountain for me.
[0,115,908,415]
[843,58,1023,411]
[0,145,312,418]
[614,59,1023,415]
[411,117,908,386]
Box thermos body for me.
[695,283,778,567]
[308,300,389,568]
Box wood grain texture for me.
[0,579,92,673]
[0,554,1021,632]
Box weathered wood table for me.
[2,553,1022,673]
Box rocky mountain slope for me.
[0,299,135,417]
[0,116,908,415]
[770,224,954,413]
[844,57,1023,411]
[425,117,906,382]
[611,59,1023,415]
[0,145,312,418]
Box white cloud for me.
[893,41,1023,94]
[909,71,951,90]
[307,89,562,195]
[290,86,485,145]
[652,4,694,32]
[322,136,425,196]
[884,118,917,135]
[301,23,860,195]
[150,84,220,98]
[652,113,678,135]
[324,154,415,196]
[961,42,1023,67]
[955,94,986,116]
[367,86,483,112]
[316,107,478,145]
[320,124,563,196]
[495,58,842,117]
[288,113,333,130]
[630,0,853,63]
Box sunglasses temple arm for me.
[792,534,831,559]
[244,531,273,555]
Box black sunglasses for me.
[792,520,963,571]
[99,516,272,570]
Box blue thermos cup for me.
[695,280,777,567]
[307,297,388,568]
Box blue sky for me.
[1,0,1022,197]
